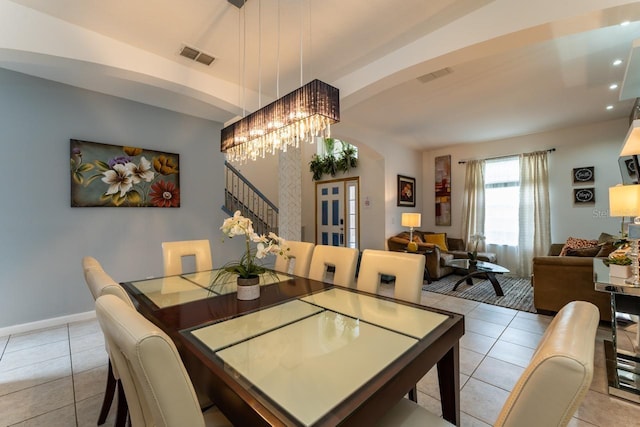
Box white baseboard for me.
[0,311,96,337]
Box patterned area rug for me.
[422,274,535,313]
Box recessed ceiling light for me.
[606,105,614,110]
[621,21,631,26]
[610,83,619,90]
[613,59,623,66]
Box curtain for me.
[461,160,486,252]
[518,151,551,277]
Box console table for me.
[593,258,640,403]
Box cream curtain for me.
[461,160,486,252]
[518,151,551,277]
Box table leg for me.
[437,343,460,426]
[486,273,504,296]
[452,271,504,296]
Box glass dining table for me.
[121,269,464,426]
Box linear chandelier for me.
[221,79,340,162]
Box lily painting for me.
[70,139,180,207]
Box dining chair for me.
[162,239,213,276]
[376,300,600,427]
[82,255,104,283]
[356,249,425,304]
[95,294,232,427]
[83,266,134,427]
[274,240,314,276]
[308,245,359,288]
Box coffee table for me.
[446,259,509,296]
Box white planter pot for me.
[609,264,631,278]
[236,276,260,300]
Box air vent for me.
[179,45,215,66]
[417,67,452,83]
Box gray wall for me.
[0,68,244,329]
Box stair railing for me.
[223,161,278,236]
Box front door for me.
[315,178,359,248]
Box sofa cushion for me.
[559,237,598,256]
[447,237,465,251]
[440,252,454,266]
[424,233,448,251]
[596,241,616,257]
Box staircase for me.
[222,161,278,236]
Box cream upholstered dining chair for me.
[376,300,600,427]
[356,249,425,304]
[82,255,104,275]
[83,263,134,427]
[274,240,314,276]
[308,245,359,288]
[162,239,213,276]
[95,294,232,427]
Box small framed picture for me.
[572,166,594,184]
[574,188,595,204]
[397,175,416,207]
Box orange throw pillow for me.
[424,233,448,251]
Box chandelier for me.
[221,79,340,162]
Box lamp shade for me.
[620,120,640,156]
[609,184,640,217]
[401,213,421,228]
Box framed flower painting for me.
[70,139,180,207]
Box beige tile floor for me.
[1,290,640,426]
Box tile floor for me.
[1,290,640,426]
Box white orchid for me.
[216,211,287,278]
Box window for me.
[484,156,519,246]
[317,138,358,159]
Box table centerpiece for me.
[212,210,287,300]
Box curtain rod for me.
[457,148,556,164]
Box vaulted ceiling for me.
[2,0,640,150]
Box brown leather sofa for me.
[532,243,611,322]
[387,231,497,280]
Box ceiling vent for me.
[179,45,215,66]
[417,67,452,83]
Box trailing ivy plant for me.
[309,138,358,181]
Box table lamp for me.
[401,213,421,252]
[609,184,640,286]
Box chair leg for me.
[408,385,418,402]
[115,380,128,427]
[97,360,116,425]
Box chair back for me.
[308,245,358,288]
[356,250,425,303]
[82,256,104,283]
[96,294,206,427]
[494,300,599,427]
[85,268,135,308]
[162,239,212,276]
[274,241,314,277]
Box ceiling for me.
[3,0,640,151]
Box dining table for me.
[120,269,465,426]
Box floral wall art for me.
[70,139,180,207]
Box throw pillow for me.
[565,246,601,257]
[559,237,599,256]
[596,241,617,258]
[598,232,617,244]
[424,233,448,251]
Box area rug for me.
[422,274,535,313]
